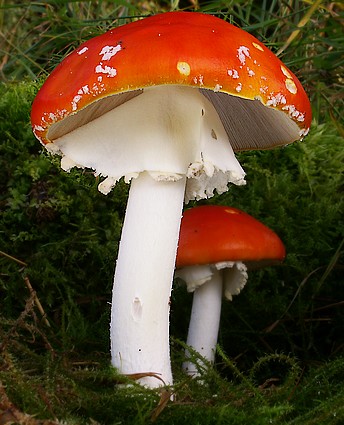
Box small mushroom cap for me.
[176,205,286,268]
[31,11,311,148]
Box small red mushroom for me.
[175,205,285,376]
[31,11,309,388]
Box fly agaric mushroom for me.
[175,205,286,376]
[31,11,310,388]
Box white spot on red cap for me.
[297,114,305,122]
[266,93,287,107]
[193,75,204,85]
[34,124,45,133]
[282,104,304,122]
[237,46,250,65]
[252,42,264,52]
[95,64,117,77]
[177,61,191,76]
[91,81,106,95]
[72,94,82,111]
[77,85,90,95]
[247,67,255,77]
[227,69,239,79]
[235,83,242,92]
[281,65,293,79]
[299,127,310,138]
[77,47,88,55]
[192,74,204,85]
[280,65,298,94]
[285,78,298,94]
[99,44,122,61]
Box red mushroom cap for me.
[31,11,311,149]
[176,205,286,268]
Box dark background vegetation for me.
[0,1,343,424]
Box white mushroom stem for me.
[110,171,185,387]
[183,268,223,375]
[177,262,248,376]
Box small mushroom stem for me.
[183,268,223,376]
[110,171,185,388]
